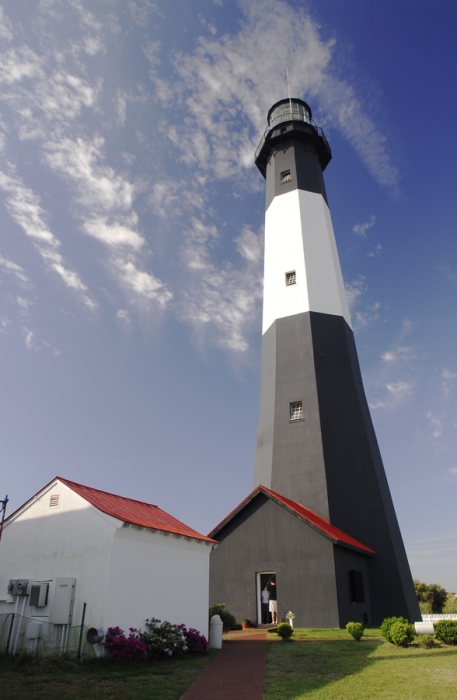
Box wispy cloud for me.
[367,243,382,258]
[0,166,95,308]
[426,410,443,439]
[0,254,30,285]
[385,380,413,401]
[148,0,399,190]
[179,218,263,352]
[345,276,368,310]
[381,346,417,363]
[43,135,172,307]
[353,215,376,238]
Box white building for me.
[0,477,216,652]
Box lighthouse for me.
[208,99,419,627]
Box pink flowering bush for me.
[178,624,209,653]
[104,626,148,660]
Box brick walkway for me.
[181,631,267,700]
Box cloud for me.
[381,346,417,363]
[442,368,457,380]
[43,136,172,306]
[0,7,13,42]
[234,225,263,263]
[22,327,38,351]
[179,218,263,352]
[149,0,399,190]
[368,398,385,410]
[0,166,95,308]
[353,215,376,238]
[367,243,382,258]
[0,254,30,285]
[354,302,381,329]
[116,309,131,323]
[344,276,367,310]
[426,411,443,439]
[385,380,413,401]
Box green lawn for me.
[0,651,216,700]
[264,639,457,699]
[269,627,383,640]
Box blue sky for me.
[0,0,456,592]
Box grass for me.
[0,651,216,700]
[269,627,383,640]
[264,639,457,699]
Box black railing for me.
[254,119,329,162]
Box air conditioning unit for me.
[30,583,49,607]
[7,579,31,596]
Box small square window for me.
[290,401,303,421]
[285,271,296,286]
[281,170,292,183]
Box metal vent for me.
[49,494,60,508]
[290,401,303,421]
[285,271,296,286]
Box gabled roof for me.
[7,477,216,544]
[208,485,375,556]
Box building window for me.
[49,494,60,508]
[281,170,292,183]
[290,402,303,421]
[349,570,365,603]
[285,271,296,286]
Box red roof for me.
[209,485,375,555]
[7,477,216,544]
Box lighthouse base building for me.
[208,99,420,627]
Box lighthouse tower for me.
[208,99,419,627]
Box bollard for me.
[209,614,223,649]
[415,621,434,635]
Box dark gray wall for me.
[209,495,341,628]
[253,314,330,520]
[253,310,420,623]
[265,141,328,211]
[333,547,372,626]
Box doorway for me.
[256,572,276,625]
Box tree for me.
[414,579,448,614]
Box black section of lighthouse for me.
[208,99,419,627]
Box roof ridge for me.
[209,484,374,555]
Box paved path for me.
[181,631,267,700]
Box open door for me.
[256,571,276,625]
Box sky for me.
[0,0,456,593]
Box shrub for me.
[178,625,209,653]
[141,618,188,658]
[417,634,435,648]
[434,620,457,645]
[346,622,364,641]
[276,622,293,640]
[389,620,415,647]
[209,603,237,632]
[381,616,410,644]
[104,626,148,660]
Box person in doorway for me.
[268,577,278,624]
[261,584,270,624]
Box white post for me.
[209,614,223,649]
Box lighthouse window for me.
[290,402,303,421]
[281,170,292,183]
[285,271,296,286]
